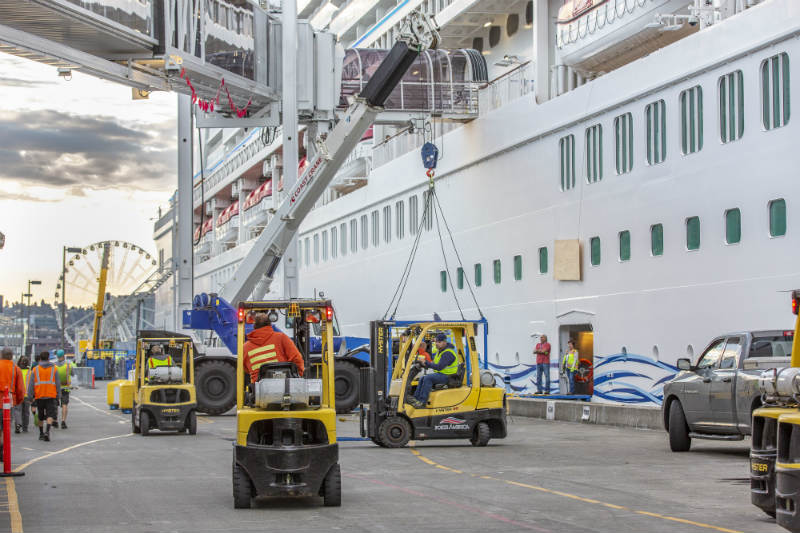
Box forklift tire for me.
[322,463,342,507]
[187,411,197,435]
[140,411,151,437]
[378,416,412,448]
[668,401,691,452]
[196,360,237,415]
[232,463,253,509]
[371,437,388,448]
[334,361,360,414]
[131,409,140,434]
[763,509,776,519]
[470,421,491,447]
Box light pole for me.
[26,280,41,356]
[59,246,82,351]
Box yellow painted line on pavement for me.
[5,478,22,533]
[408,446,743,533]
[13,433,133,473]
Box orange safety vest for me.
[33,365,58,399]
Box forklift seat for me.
[431,362,465,391]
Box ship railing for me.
[478,61,533,114]
[241,199,271,230]
[215,215,240,243]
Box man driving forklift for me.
[243,313,305,382]
[147,345,174,374]
[407,333,459,408]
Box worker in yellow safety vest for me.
[54,350,73,429]
[13,356,31,433]
[146,345,174,382]
[561,340,579,395]
[407,333,460,408]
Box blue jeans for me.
[414,373,450,404]
[565,369,576,394]
[536,363,550,393]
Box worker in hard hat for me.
[28,351,61,442]
[407,333,459,409]
[243,313,305,382]
[54,350,73,429]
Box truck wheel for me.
[334,361,360,414]
[131,408,140,434]
[232,463,253,509]
[187,410,197,435]
[140,411,151,437]
[196,360,237,415]
[470,421,491,447]
[668,401,691,452]
[322,463,342,507]
[378,416,411,448]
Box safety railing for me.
[478,62,534,115]
[73,366,95,389]
[65,0,155,38]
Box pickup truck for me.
[662,330,793,452]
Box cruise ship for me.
[153,0,800,404]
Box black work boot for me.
[61,421,67,429]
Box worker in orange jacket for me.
[27,351,61,442]
[243,313,305,382]
[0,347,25,459]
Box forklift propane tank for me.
[759,367,800,403]
[480,370,498,387]
[148,366,183,384]
[255,378,323,408]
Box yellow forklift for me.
[232,300,340,509]
[131,332,198,436]
[360,319,506,448]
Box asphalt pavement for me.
[0,387,783,533]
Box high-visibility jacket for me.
[56,361,72,391]
[0,360,24,405]
[563,349,579,372]
[243,326,305,382]
[20,368,29,389]
[148,356,174,369]
[431,347,459,375]
[32,365,58,400]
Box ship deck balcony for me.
[241,200,272,237]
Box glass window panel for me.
[440,271,447,292]
[538,247,548,274]
[493,259,501,284]
[514,255,522,280]
[457,267,464,289]
[725,208,741,244]
[686,216,701,250]
[619,230,631,261]
[590,237,601,266]
[770,199,787,237]
[650,224,664,256]
[340,223,347,256]
[474,263,482,287]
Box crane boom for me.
[91,242,111,350]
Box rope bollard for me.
[0,388,24,477]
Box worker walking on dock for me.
[28,351,61,442]
[54,350,73,429]
[0,348,25,459]
[13,356,30,433]
[243,313,305,381]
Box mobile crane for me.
[184,11,440,416]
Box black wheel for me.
[131,407,140,434]
[371,437,387,448]
[378,416,412,448]
[321,463,342,507]
[187,410,197,435]
[140,411,151,437]
[233,463,253,509]
[470,421,491,447]
[196,360,237,415]
[334,361,360,414]
[763,509,776,519]
[668,401,691,452]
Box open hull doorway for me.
[558,324,594,396]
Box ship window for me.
[538,247,547,274]
[614,113,633,174]
[340,223,347,256]
[645,100,666,165]
[513,255,522,280]
[493,259,501,284]
[719,70,744,143]
[422,191,433,231]
[559,134,576,191]
[680,86,703,155]
[457,267,464,289]
[769,199,787,237]
[322,230,328,261]
[371,210,379,247]
[525,1,533,25]
[650,224,663,257]
[360,214,368,250]
[472,37,483,53]
[489,26,501,48]
[686,216,701,250]
[725,208,741,245]
[474,263,482,287]
[585,124,602,183]
[619,230,631,261]
[331,226,338,259]
[383,206,392,244]
[440,271,447,292]
[409,195,418,235]
[761,52,790,130]
[506,14,519,37]
[304,238,310,266]
[314,234,319,263]
[590,237,601,266]
[351,219,358,253]
[396,201,404,239]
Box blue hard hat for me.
[435,333,447,342]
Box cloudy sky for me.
[0,52,178,308]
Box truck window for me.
[749,332,794,357]
[719,337,742,369]
[696,339,725,369]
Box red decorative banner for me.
[179,68,252,118]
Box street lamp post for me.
[26,280,41,356]
[60,246,83,351]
